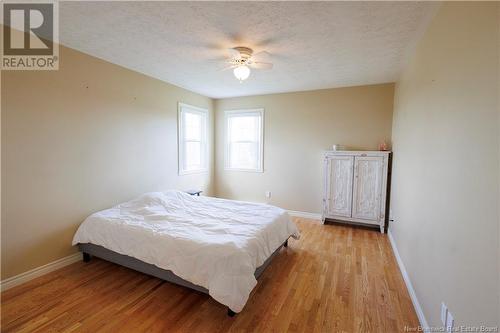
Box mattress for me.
[72,190,300,312]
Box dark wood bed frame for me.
[78,239,289,317]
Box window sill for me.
[179,169,208,176]
[224,168,264,173]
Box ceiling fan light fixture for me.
[233,65,250,82]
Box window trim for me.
[178,102,209,175]
[224,108,264,173]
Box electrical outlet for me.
[265,191,271,199]
[446,311,454,332]
[440,303,448,326]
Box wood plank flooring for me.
[1,218,419,332]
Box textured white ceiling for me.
[59,2,437,98]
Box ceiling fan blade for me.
[249,61,273,70]
[226,48,241,60]
[219,64,238,71]
[251,51,271,60]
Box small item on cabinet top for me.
[378,141,389,151]
[332,144,346,151]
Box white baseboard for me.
[287,210,322,221]
[0,252,82,292]
[388,230,429,331]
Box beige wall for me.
[391,2,499,327]
[498,3,500,323]
[1,45,214,280]
[214,84,394,213]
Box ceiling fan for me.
[223,47,273,82]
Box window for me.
[224,109,264,172]
[178,103,208,175]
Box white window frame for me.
[178,102,209,175]
[224,108,264,172]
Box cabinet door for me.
[352,156,383,221]
[326,155,354,217]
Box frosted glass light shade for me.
[233,65,250,81]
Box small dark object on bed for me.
[83,252,92,262]
[284,239,288,247]
[228,309,236,317]
[186,189,203,196]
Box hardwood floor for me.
[1,218,419,332]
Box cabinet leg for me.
[380,225,385,234]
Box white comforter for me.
[72,190,300,312]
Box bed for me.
[72,190,300,316]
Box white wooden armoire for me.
[322,151,391,233]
